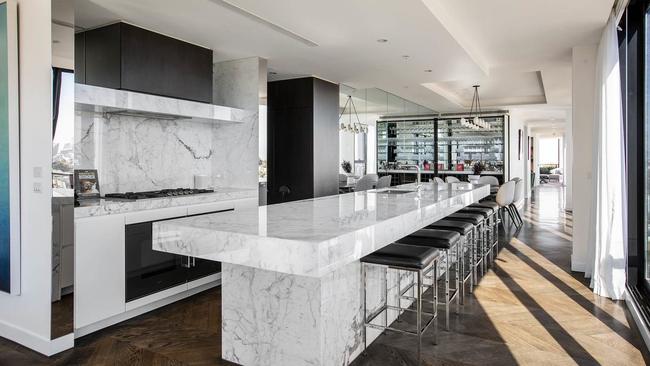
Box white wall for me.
[524,125,532,198]
[508,111,527,182]
[0,0,64,355]
[565,110,573,210]
[571,44,598,272]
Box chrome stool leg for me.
[362,259,439,361]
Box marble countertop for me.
[152,182,489,277]
[75,187,258,218]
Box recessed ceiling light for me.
[269,71,278,75]
[402,55,410,60]
[52,40,60,44]
[424,69,432,73]
[377,39,388,43]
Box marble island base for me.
[222,261,410,366]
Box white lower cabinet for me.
[74,214,126,329]
[74,197,256,334]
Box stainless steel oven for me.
[125,212,226,302]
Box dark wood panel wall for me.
[267,77,339,204]
[75,22,213,103]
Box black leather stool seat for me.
[397,229,461,249]
[427,220,473,236]
[459,206,492,218]
[446,212,484,226]
[472,201,498,210]
[361,244,440,270]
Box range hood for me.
[75,83,254,124]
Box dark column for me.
[267,77,339,204]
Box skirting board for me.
[0,319,74,356]
[74,279,220,339]
[571,255,585,272]
[626,291,650,353]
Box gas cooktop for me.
[104,188,214,200]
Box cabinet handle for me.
[181,256,191,268]
[192,257,196,267]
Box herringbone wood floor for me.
[1,186,648,365]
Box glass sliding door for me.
[624,0,650,309]
[645,1,650,291]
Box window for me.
[52,69,74,192]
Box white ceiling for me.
[72,0,614,117]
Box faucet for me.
[402,164,421,189]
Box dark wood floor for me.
[1,186,649,365]
[51,293,74,339]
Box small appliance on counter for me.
[194,174,210,189]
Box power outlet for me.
[33,182,41,193]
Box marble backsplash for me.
[74,56,264,195]
[75,111,230,194]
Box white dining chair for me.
[376,175,392,189]
[478,176,499,187]
[495,180,516,228]
[445,176,460,183]
[355,174,378,191]
[510,179,525,228]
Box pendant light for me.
[339,95,368,134]
[468,85,489,130]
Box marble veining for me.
[74,187,257,218]
[153,183,489,277]
[74,60,262,195]
[165,183,486,366]
[221,244,422,366]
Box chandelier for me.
[460,85,489,130]
[339,95,368,134]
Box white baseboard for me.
[625,291,650,353]
[0,319,74,356]
[49,333,74,355]
[571,255,585,272]
[75,279,220,338]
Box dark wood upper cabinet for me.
[74,32,86,84]
[76,22,213,103]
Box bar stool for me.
[361,244,440,363]
[426,220,475,302]
[470,201,500,259]
[445,212,486,281]
[396,229,461,331]
[459,206,495,267]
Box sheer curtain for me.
[585,13,627,300]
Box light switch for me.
[33,166,42,178]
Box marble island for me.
[152,182,490,366]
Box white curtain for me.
[585,14,627,300]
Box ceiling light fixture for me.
[339,95,368,134]
[464,85,489,130]
[377,38,388,43]
[402,55,410,60]
[424,69,432,73]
